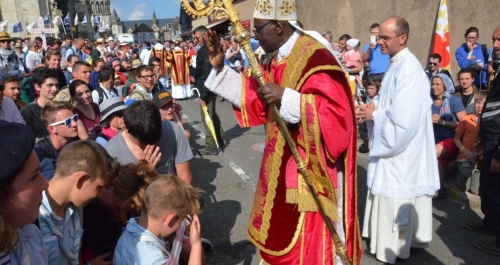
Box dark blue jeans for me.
[480,140,500,243]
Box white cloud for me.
[128,3,147,20]
[110,2,122,18]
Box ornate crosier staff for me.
[181,1,351,264]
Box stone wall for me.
[297,0,500,80]
[0,0,42,38]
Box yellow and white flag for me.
[432,0,451,70]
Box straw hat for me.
[95,38,105,44]
[0,32,12,41]
[131,59,142,69]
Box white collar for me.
[389,47,410,63]
[136,84,153,99]
[277,31,300,62]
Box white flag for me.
[0,21,9,32]
[82,14,87,26]
[26,21,36,31]
[53,16,61,26]
[91,15,94,26]
[74,13,79,26]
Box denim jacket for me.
[113,218,170,265]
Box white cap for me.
[253,0,297,21]
[107,37,114,41]
[346,38,359,48]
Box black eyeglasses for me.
[139,75,155,80]
[0,40,9,43]
[161,103,177,110]
[429,62,438,66]
[252,21,274,36]
[49,114,78,127]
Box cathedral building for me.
[0,0,119,40]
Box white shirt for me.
[91,85,118,104]
[367,48,440,199]
[140,48,152,65]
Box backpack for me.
[127,89,148,101]
[96,86,119,104]
[123,82,136,97]
[87,126,110,142]
[20,74,35,104]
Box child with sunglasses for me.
[34,101,80,180]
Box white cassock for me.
[362,48,440,264]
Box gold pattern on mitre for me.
[255,0,273,15]
[279,0,296,16]
[254,0,297,21]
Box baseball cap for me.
[153,91,174,108]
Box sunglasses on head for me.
[49,114,78,127]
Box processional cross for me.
[28,17,58,49]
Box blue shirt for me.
[9,224,48,265]
[38,191,83,265]
[432,95,466,143]
[455,42,489,85]
[363,43,390,75]
[114,218,170,265]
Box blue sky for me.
[111,0,181,21]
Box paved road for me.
[177,97,498,265]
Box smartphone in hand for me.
[370,35,376,44]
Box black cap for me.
[152,91,174,108]
[0,121,35,182]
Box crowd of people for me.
[1,1,500,264]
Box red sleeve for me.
[233,74,268,128]
[302,70,354,160]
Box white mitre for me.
[154,43,163,50]
[253,0,297,20]
[253,0,346,70]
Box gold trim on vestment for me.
[239,74,249,127]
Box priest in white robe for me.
[356,16,440,264]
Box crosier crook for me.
[181,0,352,264]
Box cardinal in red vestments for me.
[201,1,362,264]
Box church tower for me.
[111,8,122,35]
[151,11,160,41]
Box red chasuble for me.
[235,35,362,264]
[150,47,168,76]
[166,49,192,86]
